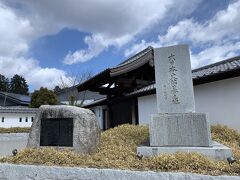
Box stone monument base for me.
[137,141,232,160]
[150,113,211,147]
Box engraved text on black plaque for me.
[40,118,73,147]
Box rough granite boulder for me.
[27,105,100,154]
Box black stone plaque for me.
[40,118,73,147]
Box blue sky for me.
[0,0,239,91]
[28,29,123,74]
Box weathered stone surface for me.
[153,45,195,113]
[137,141,232,160]
[27,105,100,154]
[0,163,239,180]
[150,113,211,147]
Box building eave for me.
[77,46,240,101]
[77,47,154,92]
[110,47,153,77]
[77,69,111,92]
[193,68,240,85]
[0,93,30,105]
[82,98,107,108]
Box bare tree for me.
[57,70,93,106]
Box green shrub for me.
[30,87,58,108]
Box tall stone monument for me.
[137,45,232,160]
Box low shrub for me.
[211,125,240,143]
[0,124,240,175]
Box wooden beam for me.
[149,59,154,67]
[135,79,151,86]
[115,78,134,84]
[93,88,109,94]
[91,86,126,95]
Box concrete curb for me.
[0,163,239,180]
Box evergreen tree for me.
[0,74,9,92]
[9,74,29,95]
[30,87,58,108]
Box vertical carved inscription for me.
[168,53,180,104]
[163,84,167,100]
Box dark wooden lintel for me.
[135,79,151,86]
[115,78,134,84]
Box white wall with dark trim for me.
[138,76,240,131]
[90,105,107,130]
[0,113,36,128]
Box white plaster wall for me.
[138,77,240,131]
[0,113,36,128]
[194,77,240,131]
[138,94,157,125]
[90,106,106,130]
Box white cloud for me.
[28,67,71,90]
[0,56,71,90]
[24,0,173,36]
[4,0,233,90]
[63,33,132,64]
[0,1,72,90]
[125,0,240,68]
[0,2,32,56]
[0,0,203,90]
[15,0,201,64]
[124,40,158,57]
[191,42,240,68]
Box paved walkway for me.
[0,133,28,157]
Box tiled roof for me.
[128,84,156,96]
[117,50,240,79]
[77,44,240,95]
[82,97,107,108]
[0,106,38,113]
[115,46,153,68]
[192,56,240,79]
[0,92,30,104]
[129,56,240,96]
[77,47,154,91]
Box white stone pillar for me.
[154,45,195,113]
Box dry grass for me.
[0,127,30,133]
[0,124,240,175]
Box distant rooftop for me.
[0,106,38,113]
[192,56,240,79]
[0,91,31,106]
